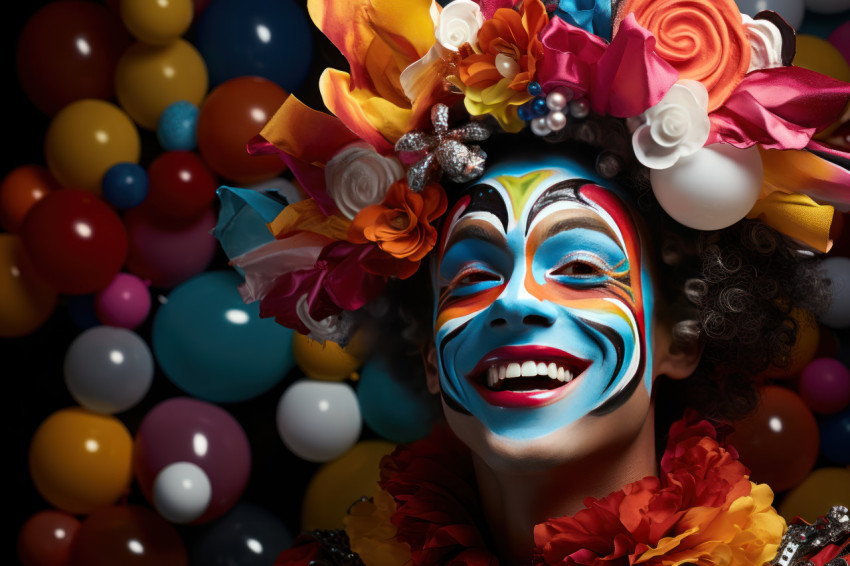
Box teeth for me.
[482,360,579,389]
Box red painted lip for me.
[466,345,590,409]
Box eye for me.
[457,270,501,286]
[551,260,604,278]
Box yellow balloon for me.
[115,39,208,130]
[0,234,57,337]
[44,99,141,194]
[292,331,364,381]
[301,440,396,531]
[779,467,850,523]
[120,0,193,45]
[29,407,133,514]
[794,35,850,83]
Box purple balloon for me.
[799,357,850,415]
[95,272,151,329]
[828,21,850,68]
[133,397,251,524]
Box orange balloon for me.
[779,467,850,524]
[727,385,819,493]
[292,331,364,382]
[0,234,57,338]
[28,407,133,514]
[762,307,820,380]
[0,165,61,233]
[44,99,141,194]
[115,39,208,130]
[196,76,287,185]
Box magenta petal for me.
[538,17,607,99]
[320,242,388,312]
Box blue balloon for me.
[194,0,314,91]
[819,407,850,465]
[357,357,436,443]
[102,162,148,210]
[152,270,295,402]
[157,100,199,151]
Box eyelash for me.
[549,255,608,282]
[450,265,502,288]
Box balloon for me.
[17,510,81,566]
[68,505,187,566]
[102,162,149,210]
[28,407,133,514]
[115,39,208,130]
[120,0,193,45]
[196,76,288,185]
[63,326,154,414]
[20,189,128,295]
[153,461,213,524]
[194,0,313,91]
[357,357,436,443]
[0,165,60,233]
[828,22,850,67]
[188,501,293,566]
[134,397,251,524]
[727,385,820,492]
[779,467,850,523]
[763,307,820,379]
[819,256,850,328]
[300,440,396,531]
[798,357,850,414]
[151,270,295,401]
[15,1,132,116]
[123,205,218,289]
[292,332,364,382]
[805,0,850,14]
[276,379,362,463]
[819,407,850,465]
[145,151,219,220]
[650,144,763,231]
[0,235,57,338]
[94,272,152,329]
[157,100,199,151]
[794,34,850,83]
[44,99,141,194]
[734,0,805,29]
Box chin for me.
[441,386,656,475]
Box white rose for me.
[632,80,711,170]
[324,143,404,220]
[296,294,354,345]
[741,14,784,72]
[435,0,484,51]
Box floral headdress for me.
[215,0,850,345]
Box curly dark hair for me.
[357,110,832,432]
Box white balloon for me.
[805,0,850,14]
[276,379,362,463]
[735,0,805,29]
[818,256,850,328]
[63,326,155,414]
[650,144,763,231]
[153,461,212,524]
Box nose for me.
[485,291,558,330]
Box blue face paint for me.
[432,158,655,441]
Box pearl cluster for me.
[518,82,591,138]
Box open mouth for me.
[466,345,590,408]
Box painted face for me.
[432,158,655,443]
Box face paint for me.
[432,158,655,441]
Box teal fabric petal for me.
[214,186,289,263]
[555,0,613,41]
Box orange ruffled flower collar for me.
[274,412,787,565]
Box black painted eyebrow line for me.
[444,222,507,253]
[526,178,595,235]
[539,216,618,243]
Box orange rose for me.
[616,0,750,112]
[349,181,447,263]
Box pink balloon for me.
[94,272,152,329]
[133,397,251,524]
[799,357,850,414]
[828,22,850,68]
[123,205,217,289]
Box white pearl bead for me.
[570,98,590,119]
[546,92,567,111]
[530,117,551,136]
[545,111,567,131]
[494,53,520,79]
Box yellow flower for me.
[345,488,412,566]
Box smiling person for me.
[214,0,850,564]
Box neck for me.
[471,412,658,564]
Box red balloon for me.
[196,76,288,185]
[68,505,187,566]
[16,1,132,116]
[145,151,219,220]
[20,189,128,295]
[0,165,61,233]
[17,510,81,566]
[727,385,820,492]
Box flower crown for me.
[215,0,850,344]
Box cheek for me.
[434,286,503,335]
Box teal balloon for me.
[357,358,435,443]
[152,270,294,402]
